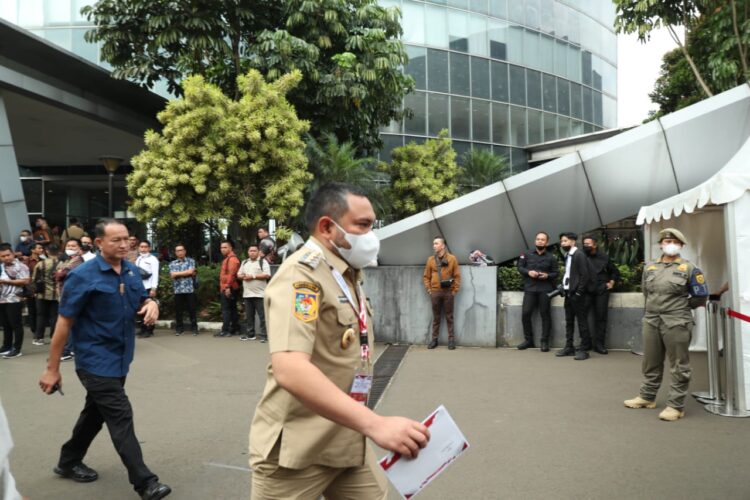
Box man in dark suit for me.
[555,232,593,360]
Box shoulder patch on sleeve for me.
[678,263,688,272]
[298,250,323,269]
[293,281,320,293]
[293,290,319,322]
[689,267,708,297]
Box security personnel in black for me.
[582,235,620,355]
[517,232,559,352]
[556,232,594,360]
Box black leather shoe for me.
[140,481,172,500]
[54,463,98,483]
[448,340,456,350]
[594,344,609,355]
[540,340,550,352]
[517,339,534,350]
[555,345,575,357]
[574,349,590,360]
[427,338,438,349]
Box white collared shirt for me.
[562,246,577,290]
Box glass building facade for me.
[379,0,618,172]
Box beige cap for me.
[658,228,687,245]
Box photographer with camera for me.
[517,232,558,352]
[554,232,593,360]
[423,236,461,350]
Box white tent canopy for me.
[637,134,750,411]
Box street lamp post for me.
[100,156,123,218]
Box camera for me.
[547,285,566,299]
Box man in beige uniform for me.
[624,228,708,421]
[249,183,430,499]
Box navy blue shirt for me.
[59,255,148,377]
[14,240,32,256]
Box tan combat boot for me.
[659,406,685,421]
[623,396,656,409]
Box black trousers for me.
[26,297,36,331]
[0,302,24,351]
[564,293,591,350]
[174,293,198,332]
[34,298,58,340]
[586,291,610,347]
[521,291,551,342]
[59,370,157,493]
[244,297,267,339]
[221,288,241,333]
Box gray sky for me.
[617,27,682,127]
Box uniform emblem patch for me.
[678,264,688,272]
[293,281,320,293]
[647,265,657,271]
[695,273,705,284]
[294,291,318,322]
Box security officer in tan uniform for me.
[249,183,430,499]
[624,228,708,421]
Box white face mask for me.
[662,243,682,256]
[65,249,78,257]
[19,236,28,242]
[331,220,380,269]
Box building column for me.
[0,91,28,243]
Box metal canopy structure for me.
[375,84,750,265]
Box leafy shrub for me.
[497,264,524,291]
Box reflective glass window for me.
[489,0,507,19]
[469,14,488,57]
[428,93,450,136]
[19,0,44,26]
[567,6,580,44]
[602,30,617,65]
[509,0,524,25]
[404,91,427,135]
[542,73,556,112]
[527,109,542,144]
[593,91,603,126]
[581,50,592,86]
[380,118,402,135]
[542,112,557,142]
[22,179,43,213]
[405,45,426,90]
[451,97,471,140]
[471,57,491,99]
[556,78,570,116]
[584,122,594,134]
[405,136,426,146]
[73,0,93,23]
[554,2,569,41]
[448,10,469,53]
[554,40,567,77]
[582,86,593,123]
[492,103,510,144]
[490,61,509,102]
[601,59,617,96]
[470,0,489,15]
[526,69,542,110]
[489,19,508,60]
[453,141,472,164]
[450,52,471,96]
[571,119,584,136]
[427,49,449,93]
[570,82,583,119]
[511,147,528,173]
[539,34,554,74]
[448,0,469,8]
[402,2,425,45]
[425,5,448,48]
[567,44,581,82]
[591,55,603,91]
[472,99,491,142]
[45,29,72,51]
[507,25,524,64]
[523,29,540,70]
[473,143,492,154]
[525,0,540,29]
[45,0,72,24]
[558,116,571,139]
[508,64,525,106]
[509,105,527,146]
[379,135,404,163]
[72,28,97,62]
[540,0,554,34]
[603,94,616,128]
[493,145,511,163]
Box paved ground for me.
[2,332,749,500]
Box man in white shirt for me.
[136,240,160,338]
[238,244,271,342]
[80,235,96,262]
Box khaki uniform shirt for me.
[642,257,708,328]
[249,237,374,470]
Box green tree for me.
[128,70,311,229]
[614,0,750,100]
[83,0,412,151]
[647,48,704,119]
[458,150,510,193]
[380,130,459,220]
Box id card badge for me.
[349,373,373,405]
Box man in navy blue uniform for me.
[39,219,171,500]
